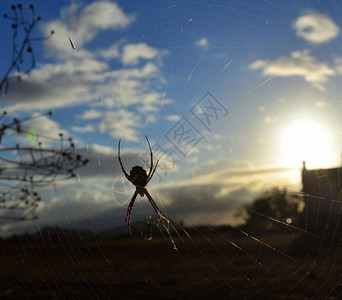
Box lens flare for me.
[27,127,37,144]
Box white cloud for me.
[250,60,267,70]
[92,63,170,112]
[38,186,115,225]
[195,38,208,48]
[250,50,335,91]
[44,1,134,57]
[55,159,300,229]
[154,160,300,226]
[103,62,160,80]
[293,13,339,44]
[72,124,96,132]
[0,149,302,236]
[121,43,159,66]
[0,0,173,191]
[1,1,171,132]
[76,1,133,31]
[3,51,169,114]
[101,40,165,67]
[80,109,102,120]
[200,143,222,152]
[91,143,115,155]
[99,109,140,141]
[77,143,132,178]
[24,114,69,142]
[2,113,71,149]
[100,42,121,59]
[2,58,109,111]
[165,114,181,122]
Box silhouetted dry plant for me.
[0,3,54,95]
[0,111,89,221]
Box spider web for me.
[1,0,342,299]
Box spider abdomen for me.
[130,166,148,187]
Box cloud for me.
[0,154,301,237]
[77,143,142,179]
[3,39,169,117]
[77,152,300,200]
[1,60,169,142]
[80,109,102,120]
[250,50,335,91]
[1,58,166,114]
[99,109,140,141]
[72,124,96,133]
[293,13,339,44]
[100,42,121,59]
[44,1,134,57]
[2,58,109,111]
[153,160,297,194]
[76,141,159,182]
[60,159,301,229]
[1,1,172,146]
[165,114,181,122]
[121,43,160,66]
[195,38,208,48]
[153,160,300,226]
[17,113,69,145]
[42,187,114,222]
[91,62,170,113]
[157,185,251,225]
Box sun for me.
[280,117,338,168]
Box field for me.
[0,228,341,299]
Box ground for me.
[0,228,341,299]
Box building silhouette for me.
[300,161,342,240]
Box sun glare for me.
[280,118,338,169]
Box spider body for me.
[118,136,171,233]
[129,166,148,189]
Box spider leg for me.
[145,135,154,178]
[118,140,130,181]
[146,160,159,184]
[125,190,139,235]
[144,189,171,227]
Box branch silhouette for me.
[0,111,89,221]
[0,3,54,96]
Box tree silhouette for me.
[241,187,302,232]
[0,111,88,221]
[0,3,54,95]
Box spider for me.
[118,135,171,233]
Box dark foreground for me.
[0,228,341,299]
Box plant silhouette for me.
[0,111,89,221]
[0,3,54,95]
[0,4,86,221]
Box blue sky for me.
[1,0,342,236]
